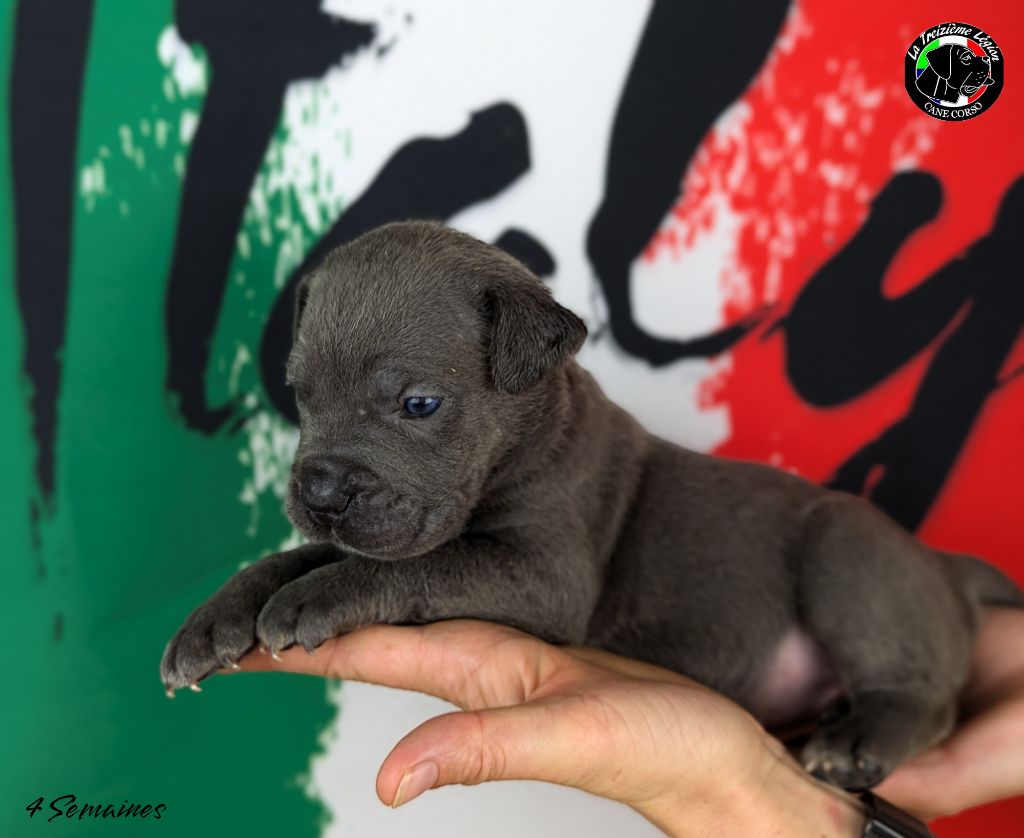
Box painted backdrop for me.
[2,0,1021,836]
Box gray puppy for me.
[162,221,1021,790]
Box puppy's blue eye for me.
[403,396,442,417]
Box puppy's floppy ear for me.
[925,44,955,79]
[485,279,587,393]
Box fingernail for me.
[391,761,439,808]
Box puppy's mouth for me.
[961,78,991,96]
[298,515,415,561]
[287,481,443,561]
[325,527,434,562]
[306,496,353,530]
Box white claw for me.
[165,688,176,699]
[270,649,283,661]
[189,682,202,692]
[230,662,242,671]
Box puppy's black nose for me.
[300,458,355,523]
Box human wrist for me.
[748,738,868,837]
[636,733,867,837]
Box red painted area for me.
[966,39,992,103]
[651,2,1022,832]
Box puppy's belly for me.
[746,627,843,728]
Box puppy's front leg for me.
[255,539,593,655]
[161,542,345,691]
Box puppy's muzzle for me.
[299,457,357,525]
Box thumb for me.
[378,700,627,808]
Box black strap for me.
[860,792,935,838]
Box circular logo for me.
[904,22,1003,121]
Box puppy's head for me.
[285,221,586,560]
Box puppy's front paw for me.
[160,597,259,695]
[256,565,364,655]
[800,726,887,791]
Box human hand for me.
[876,606,1024,820]
[237,619,864,837]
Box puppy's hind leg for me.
[794,496,973,790]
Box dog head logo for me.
[905,23,1003,121]
[917,44,993,102]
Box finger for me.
[234,619,579,710]
[876,693,1024,819]
[376,699,634,808]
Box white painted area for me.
[156,26,207,97]
[312,681,661,838]
[631,191,745,343]
[238,411,299,537]
[580,337,732,452]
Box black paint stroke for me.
[259,103,531,423]
[10,0,96,506]
[165,0,375,432]
[783,172,973,406]
[586,0,789,363]
[830,178,1024,530]
[493,228,555,278]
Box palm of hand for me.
[240,619,780,817]
[237,608,1024,826]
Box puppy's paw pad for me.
[292,612,339,654]
[161,604,258,693]
[254,601,301,656]
[257,580,348,656]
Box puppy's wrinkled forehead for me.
[292,222,491,375]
